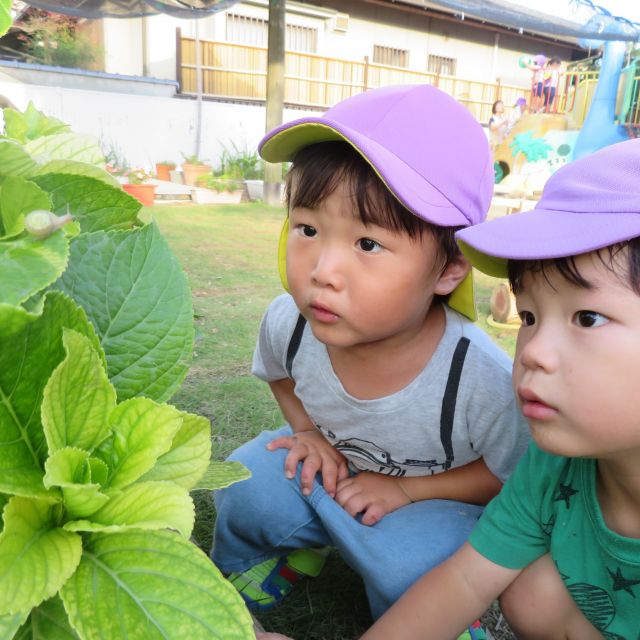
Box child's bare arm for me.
[267,378,349,497]
[335,457,501,525]
[361,542,519,640]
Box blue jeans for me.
[212,426,483,619]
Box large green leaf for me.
[42,329,116,454]
[0,0,11,39]
[0,140,39,178]
[14,595,80,640]
[64,481,194,538]
[3,103,69,144]
[25,133,104,167]
[0,293,105,492]
[192,461,252,491]
[32,174,140,232]
[0,497,82,616]
[139,412,211,489]
[0,610,29,639]
[61,530,254,640]
[102,398,183,490]
[36,160,121,188]
[57,223,194,402]
[43,448,109,519]
[0,177,51,238]
[0,229,69,306]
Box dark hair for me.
[285,141,462,268]
[491,100,503,114]
[507,238,640,295]
[548,57,561,66]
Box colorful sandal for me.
[457,620,488,640]
[228,547,329,612]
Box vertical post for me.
[175,27,182,93]
[363,55,369,92]
[194,20,203,160]
[141,16,149,77]
[264,0,286,206]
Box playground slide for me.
[572,39,629,160]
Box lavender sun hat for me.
[456,139,640,278]
[259,84,494,320]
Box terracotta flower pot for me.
[155,163,174,181]
[123,183,156,206]
[182,163,211,186]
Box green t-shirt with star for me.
[469,442,640,639]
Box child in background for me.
[542,56,562,112]
[526,54,547,112]
[212,84,529,625]
[488,99,508,151]
[354,138,640,639]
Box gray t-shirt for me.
[252,294,529,482]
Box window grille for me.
[427,54,457,76]
[373,45,409,68]
[226,14,317,53]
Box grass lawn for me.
[142,202,518,639]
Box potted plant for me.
[122,167,156,206]
[155,160,176,182]
[0,101,254,640]
[181,153,211,186]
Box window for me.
[427,54,457,76]
[226,14,317,53]
[373,45,409,68]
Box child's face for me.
[513,250,640,460]
[286,178,463,350]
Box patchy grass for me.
[144,203,517,639]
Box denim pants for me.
[212,426,483,619]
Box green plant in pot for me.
[181,153,211,187]
[0,103,254,639]
[155,160,176,181]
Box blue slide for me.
[572,39,629,160]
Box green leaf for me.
[43,448,109,518]
[42,329,116,454]
[57,224,194,402]
[0,177,51,237]
[0,0,11,41]
[61,530,254,640]
[32,174,141,232]
[3,103,69,144]
[102,398,183,490]
[0,610,29,639]
[25,133,104,167]
[14,595,80,640]
[0,292,105,489]
[192,461,251,491]
[64,481,194,538]
[139,412,211,489]
[0,140,39,178]
[0,497,82,616]
[0,229,69,306]
[36,160,121,188]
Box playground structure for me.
[487,23,640,329]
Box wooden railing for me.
[177,33,531,124]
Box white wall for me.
[0,69,316,171]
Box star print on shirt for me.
[553,483,579,509]
[608,566,640,597]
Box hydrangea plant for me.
[0,101,254,639]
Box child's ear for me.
[434,254,471,296]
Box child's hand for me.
[335,472,412,525]
[256,633,294,640]
[267,430,349,498]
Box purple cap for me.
[515,97,527,106]
[533,54,547,66]
[456,139,640,278]
[258,84,493,227]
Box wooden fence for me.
[177,31,640,130]
[177,33,530,124]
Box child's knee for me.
[500,555,602,639]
